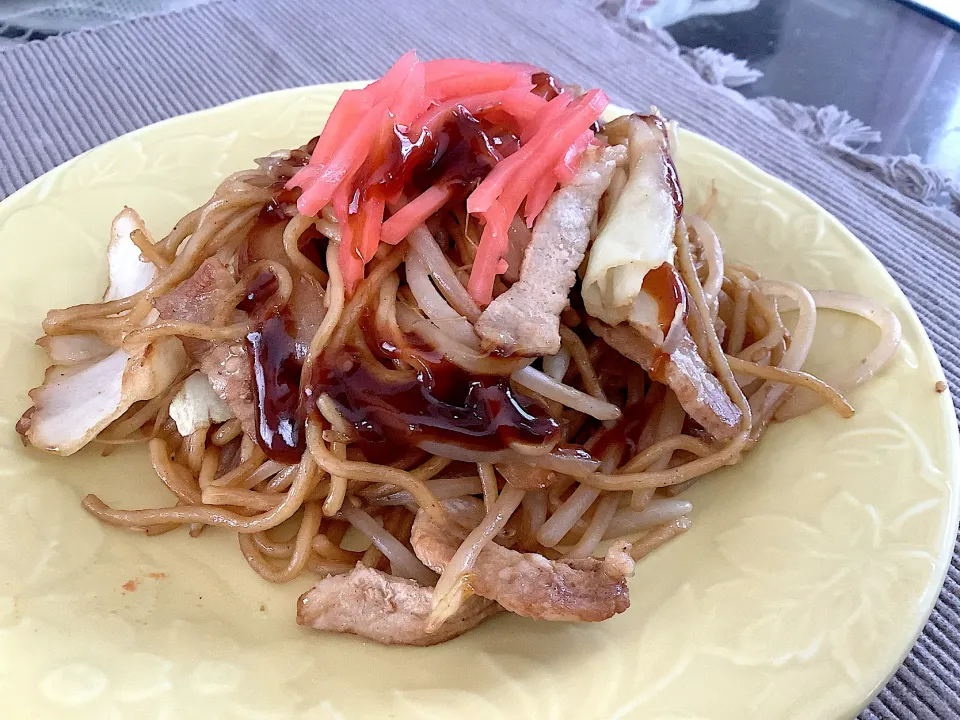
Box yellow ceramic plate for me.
[0,83,957,720]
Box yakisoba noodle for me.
[18,55,902,645]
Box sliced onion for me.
[372,476,484,506]
[416,441,517,465]
[775,290,902,420]
[408,226,481,321]
[539,446,601,476]
[660,300,686,355]
[604,498,693,538]
[685,214,724,314]
[400,259,621,423]
[809,290,902,388]
[405,252,480,347]
[243,460,287,489]
[512,366,621,421]
[756,280,817,371]
[418,442,600,479]
[339,504,438,586]
[397,304,532,375]
[750,279,817,419]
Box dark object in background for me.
[0,22,56,43]
[669,0,787,61]
[892,0,960,32]
[667,0,959,178]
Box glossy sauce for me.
[336,106,520,264]
[240,270,308,463]
[531,71,562,100]
[245,115,531,463]
[241,140,333,462]
[248,315,305,464]
[237,270,280,323]
[357,106,520,208]
[641,262,688,334]
[311,352,560,465]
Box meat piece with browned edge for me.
[475,145,625,356]
[297,564,500,646]
[153,258,235,356]
[153,258,257,437]
[588,318,741,442]
[411,508,634,622]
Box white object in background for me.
[0,0,211,33]
[618,0,761,28]
[910,0,960,24]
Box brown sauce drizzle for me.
[311,351,560,465]
[240,85,630,464]
[351,106,520,217]
[240,270,307,463]
[242,108,536,463]
[641,262,688,335]
[533,70,604,133]
[248,315,305,464]
[531,71,563,100]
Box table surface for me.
[669,0,960,182]
[3,0,958,184]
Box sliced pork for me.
[153,257,236,356]
[411,509,633,622]
[588,318,741,442]
[475,145,625,356]
[17,208,187,455]
[296,564,500,646]
[153,257,259,437]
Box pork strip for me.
[154,258,257,436]
[588,318,741,441]
[153,258,236,357]
[412,510,633,622]
[296,564,500,646]
[475,145,625,356]
[154,255,325,443]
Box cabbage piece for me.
[168,371,235,437]
[582,114,680,334]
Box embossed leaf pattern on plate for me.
[0,86,956,720]
[704,492,936,678]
